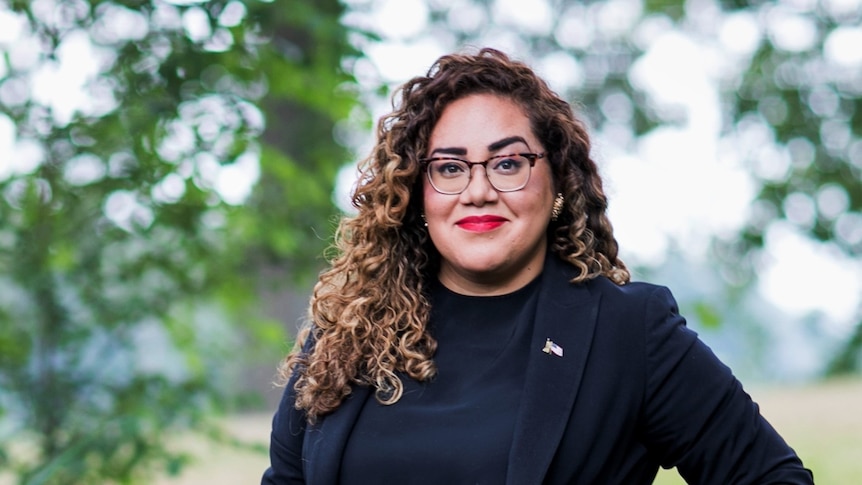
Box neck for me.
[437,248,547,296]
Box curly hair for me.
[279,47,630,422]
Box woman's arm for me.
[261,381,306,485]
[640,287,813,484]
[261,332,315,485]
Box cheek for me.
[422,186,448,221]
[421,183,434,214]
[520,181,554,211]
[529,170,556,213]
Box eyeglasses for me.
[420,152,545,195]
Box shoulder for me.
[542,255,680,318]
[545,254,669,299]
[584,275,668,299]
[581,274,679,318]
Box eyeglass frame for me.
[419,152,546,195]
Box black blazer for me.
[262,256,813,484]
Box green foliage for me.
[725,2,862,373]
[642,0,685,19]
[691,301,723,330]
[0,0,357,483]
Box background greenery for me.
[0,0,859,483]
[0,0,357,482]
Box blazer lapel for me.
[506,257,601,485]
[304,385,371,484]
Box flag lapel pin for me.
[542,338,563,357]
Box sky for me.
[1,0,861,344]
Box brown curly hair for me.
[279,47,630,422]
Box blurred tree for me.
[0,0,357,483]
[722,1,862,374]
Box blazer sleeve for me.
[261,333,314,485]
[639,286,813,484]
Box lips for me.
[455,215,508,232]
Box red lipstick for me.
[456,215,507,232]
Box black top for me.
[339,276,541,484]
[263,255,813,485]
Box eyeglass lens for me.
[426,154,533,194]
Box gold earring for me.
[551,193,564,221]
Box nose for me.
[459,164,499,205]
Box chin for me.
[456,259,510,278]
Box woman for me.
[262,48,812,484]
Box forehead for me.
[428,94,536,150]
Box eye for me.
[491,156,525,175]
[431,160,468,178]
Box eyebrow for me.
[428,135,529,157]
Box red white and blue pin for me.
[542,338,564,357]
